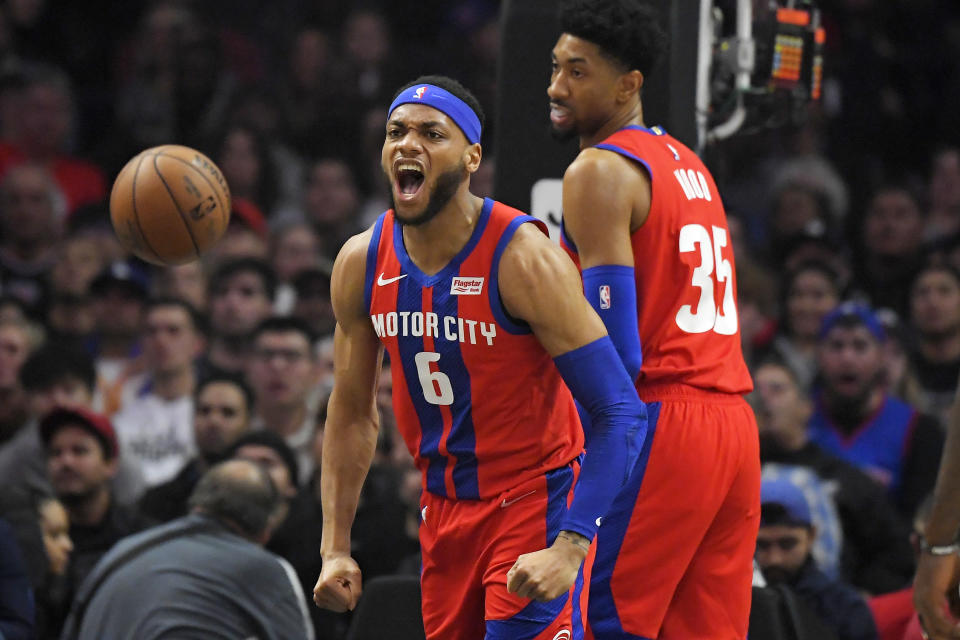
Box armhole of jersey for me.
[560,217,578,254]
[363,213,387,313]
[489,216,542,335]
[594,142,653,183]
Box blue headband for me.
[388,84,482,145]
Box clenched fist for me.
[507,532,589,602]
[314,555,363,612]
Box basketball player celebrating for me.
[313,75,646,640]
[549,2,760,638]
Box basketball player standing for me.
[549,2,760,638]
[313,75,645,640]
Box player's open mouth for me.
[550,103,571,126]
[395,161,425,199]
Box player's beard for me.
[393,163,466,227]
[549,100,579,142]
[549,121,578,142]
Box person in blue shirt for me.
[808,302,944,519]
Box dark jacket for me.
[0,518,34,640]
[762,439,915,594]
[138,457,204,522]
[789,557,879,640]
[54,499,153,638]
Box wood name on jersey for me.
[370,311,498,346]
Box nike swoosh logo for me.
[377,272,407,286]
[500,490,536,508]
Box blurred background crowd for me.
[0,0,957,638]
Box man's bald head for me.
[188,459,280,541]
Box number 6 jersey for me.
[366,198,584,500]
[562,125,753,395]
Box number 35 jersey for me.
[365,198,584,500]
[562,125,752,395]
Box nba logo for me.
[414,86,427,99]
[599,285,611,309]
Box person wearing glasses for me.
[246,316,321,486]
[757,477,878,640]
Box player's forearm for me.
[320,415,379,558]
[924,400,960,544]
[555,336,647,540]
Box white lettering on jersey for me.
[425,312,439,338]
[410,311,424,337]
[673,168,712,202]
[385,312,398,336]
[371,312,498,346]
[464,319,478,345]
[479,322,497,346]
[371,314,385,337]
[444,315,458,342]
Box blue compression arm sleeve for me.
[555,337,647,540]
[582,265,643,380]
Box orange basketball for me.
[109,144,232,266]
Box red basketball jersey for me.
[562,125,753,395]
[366,198,583,500]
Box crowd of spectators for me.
[0,0,957,638]
[727,4,960,638]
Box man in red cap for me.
[40,406,150,638]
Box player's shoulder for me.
[566,146,630,178]
[499,218,573,282]
[506,216,552,247]
[497,217,583,325]
[565,146,647,189]
[562,147,646,225]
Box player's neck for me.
[579,102,645,149]
[401,189,485,276]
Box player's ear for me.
[463,142,482,174]
[617,70,644,103]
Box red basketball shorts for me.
[585,384,761,640]
[419,463,587,640]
